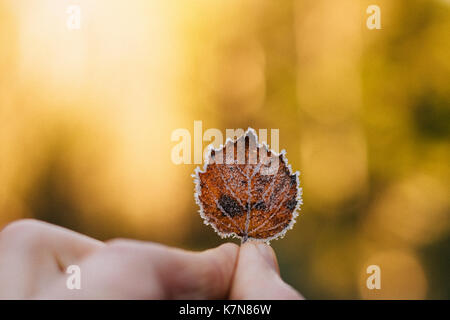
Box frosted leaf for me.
[193,128,302,244]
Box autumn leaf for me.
[193,128,302,243]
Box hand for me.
[230,242,303,299]
[0,219,302,299]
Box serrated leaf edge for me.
[192,127,303,244]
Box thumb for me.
[229,242,303,300]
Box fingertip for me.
[255,243,280,275]
[240,241,279,274]
[193,242,239,299]
[217,242,240,257]
[230,241,303,300]
[208,242,240,280]
[203,242,239,269]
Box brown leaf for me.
[193,128,302,243]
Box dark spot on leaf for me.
[254,201,266,211]
[286,198,297,211]
[218,194,244,217]
[257,175,271,184]
[289,174,297,186]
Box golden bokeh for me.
[0,0,449,298]
[359,250,428,299]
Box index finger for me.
[44,240,239,299]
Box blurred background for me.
[0,0,449,299]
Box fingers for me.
[229,242,303,300]
[158,242,239,299]
[0,219,103,299]
[0,219,301,300]
[58,240,239,299]
[0,219,104,268]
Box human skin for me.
[0,219,302,299]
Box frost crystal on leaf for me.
[193,128,302,244]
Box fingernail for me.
[255,243,279,274]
